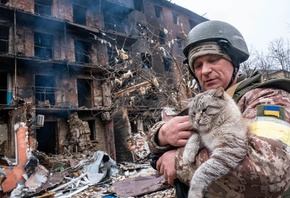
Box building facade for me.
[0,0,207,162]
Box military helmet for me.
[183,20,249,64]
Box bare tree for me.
[268,38,290,71]
[239,47,258,76]
[89,19,192,135]
[253,50,279,80]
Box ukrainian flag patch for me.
[264,105,280,117]
[257,105,285,120]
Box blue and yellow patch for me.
[263,105,280,117]
[257,105,285,120]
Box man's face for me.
[191,54,234,91]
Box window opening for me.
[75,40,90,63]
[0,73,7,104]
[35,75,55,105]
[34,0,52,16]
[73,4,87,25]
[34,32,53,59]
[172,13,179,25]
[133,0,143,11]
[0,25,9,54]
[36,121,57,154]
[88,120,96,141]
[77,79,93,108]
[154,5,163,19]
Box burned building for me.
[0,0,207,165]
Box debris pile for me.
[67,112,92,152]
[0,124,175,198]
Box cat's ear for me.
[213,87,225,99]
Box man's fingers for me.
[168,177,175,186]
[176,139,189,147]
[178,131,192,139]
[177,120,192,131]
[157,158,165,174]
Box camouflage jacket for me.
[147,71,290,197]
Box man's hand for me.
[158,116,192,147]
[156,149,178,186]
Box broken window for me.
[88,120,96,141]
[35,75,55,106]
[36,121,57,154]
[0,25,9,54]
[159,31,166,44]
[102,1,130,34]
[133,0,143,12]
[77,79,93,108]
[75,40,91,63]
[172,12,179,25]
[0,73,7,104]
[34,0,52,16]
[34,32,53,59]
[154,5,163,19]
[104,14,128,34]
[73,4,87,25]
[141,53,152,68]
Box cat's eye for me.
[205,106,220,116]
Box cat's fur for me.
[183,87,251,198]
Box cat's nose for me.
[196,113,201,120]
[197,119,202,125]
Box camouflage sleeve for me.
[237,88,290,121]
[147,121,175,154]
[176,135,290,197]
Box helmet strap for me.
[187,64,202,91]
[217,40,240,90]
[226,68,238,90]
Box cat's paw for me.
[188,187,204,198]
[183,155,190,165]
[182,152,194,165]
[188,191,203,198]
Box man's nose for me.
[201,63,212,75]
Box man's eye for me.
[208,57,220,63]
[193,63,202,70]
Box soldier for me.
[148,20,290,197]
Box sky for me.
[171,0,290,53]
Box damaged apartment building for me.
[0,0,207,169]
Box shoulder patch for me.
[257,105,285,120]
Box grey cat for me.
[183,87,251,198]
